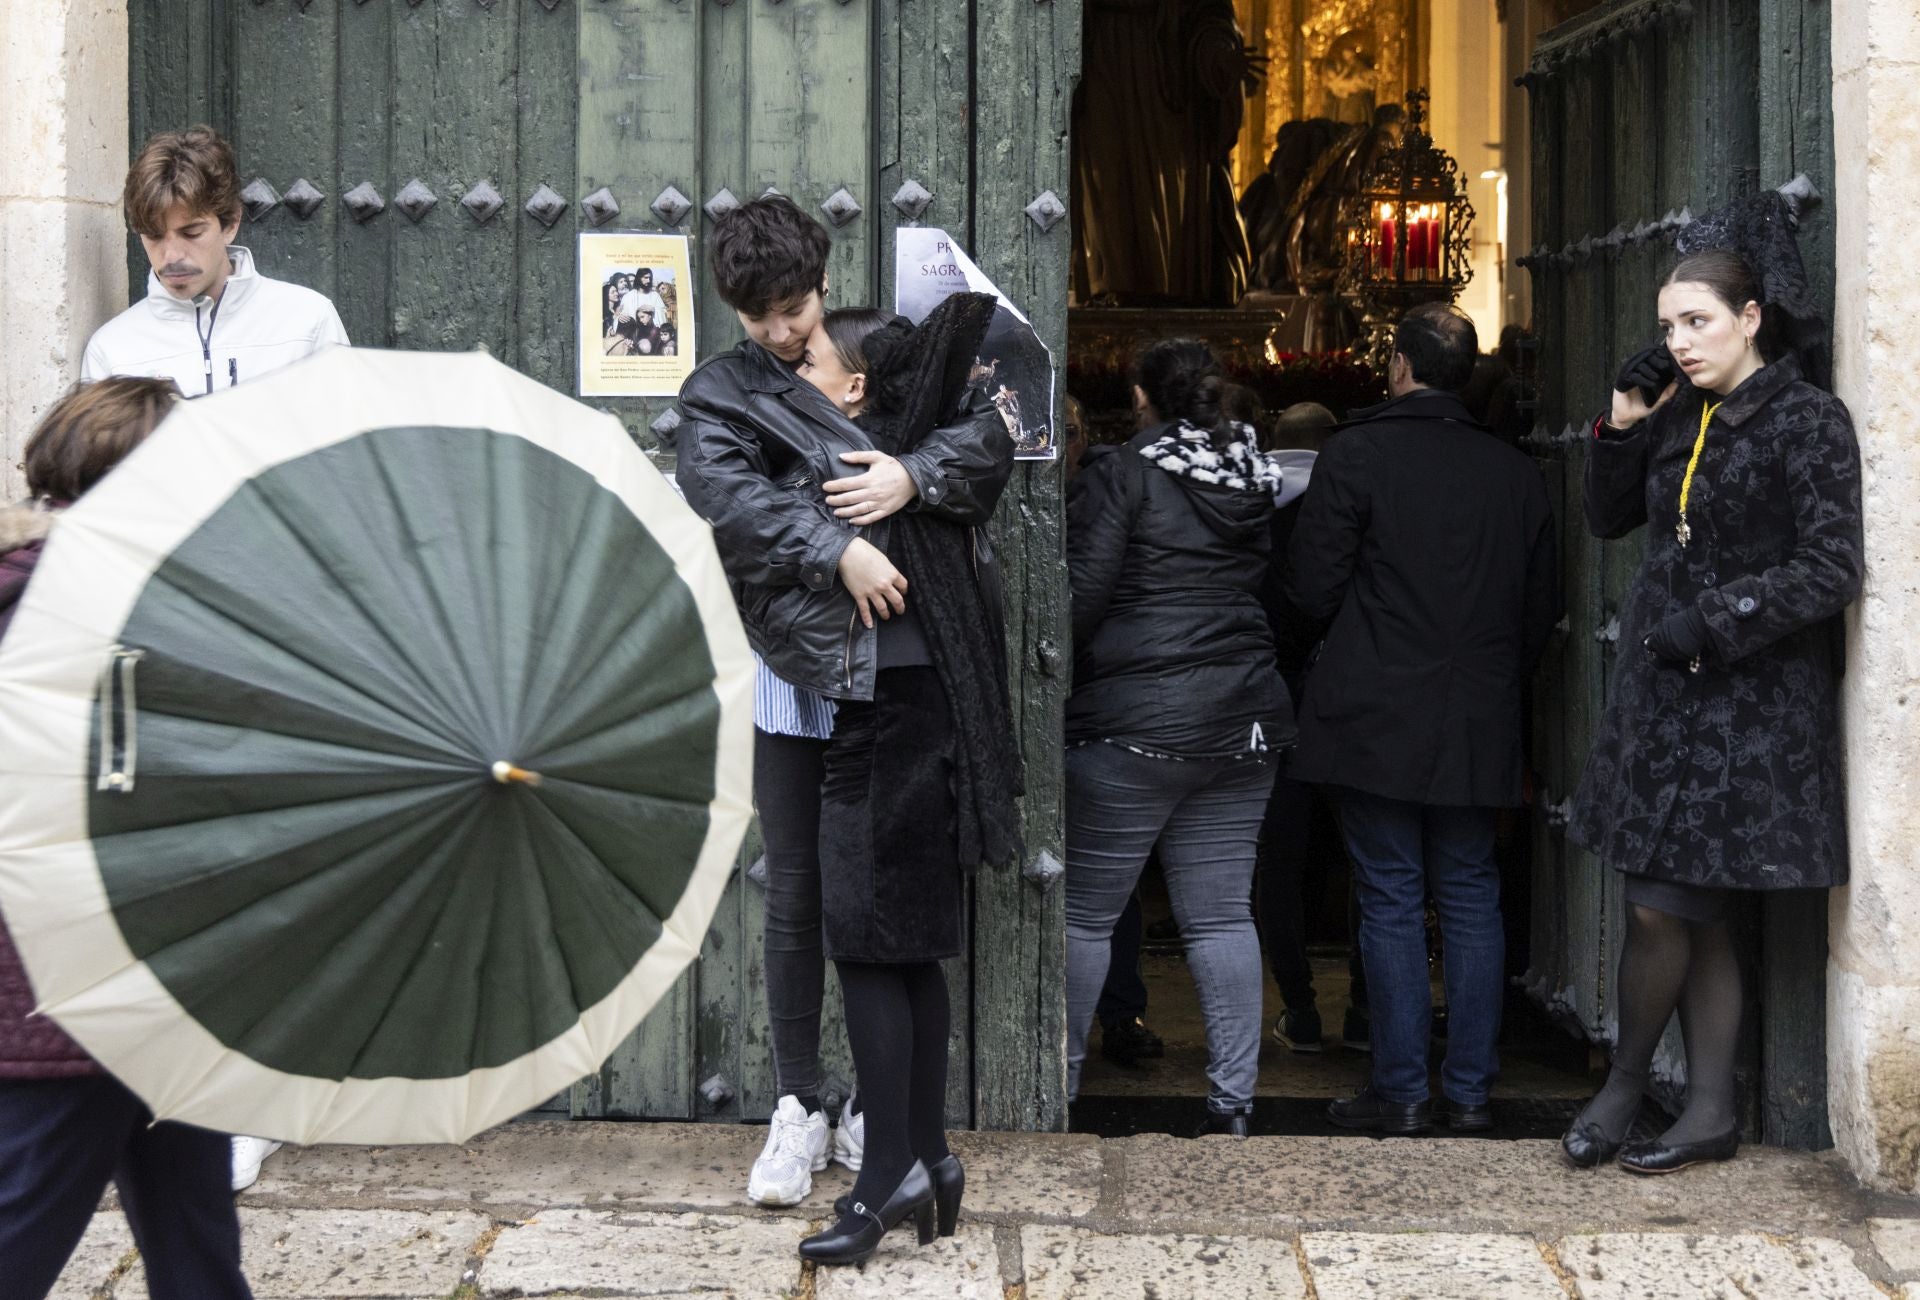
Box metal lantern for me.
[1341,89,1477,371]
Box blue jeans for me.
[1065,742,1273,1114]
[0,1076,251,1300]
[1337,790,1504,1107]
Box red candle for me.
[1406,218,1427,280]
[1377,216,1396,272]
[1426,216,1443,272]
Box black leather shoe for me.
[1327,1087,1431,1135]
[1618,1128,1740,1175]
[928,1154,964,1237]
[837,1154,964,1234]
[1197,1108,1252,1138]
[1100,1016,1165,1066]
[800,1161,934,1265]
[1559,1118,1623,1169]
[1439,1098,1493,1133]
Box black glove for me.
[1614,344,1677,405]
[1644,605,1711,664]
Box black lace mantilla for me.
[1675,189,1829,389]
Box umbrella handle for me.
[491,761,543,788]
[94,647,146,795]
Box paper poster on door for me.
[578,233,695,398]
[895,228,1057,461]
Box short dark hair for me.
[24,377,179,501]
[1272,401,1337,452]
[709,196,832,316]
[1393,302,1478,392]
[124,126,242,239]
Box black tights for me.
[1579,903,1743,1145]
[835,960,952,1221]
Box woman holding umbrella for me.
[0,377,255,1300]
[785,298,1023,1266]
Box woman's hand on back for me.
[825,451,918,526]
[837,537,909,628]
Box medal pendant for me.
[1676,519,1692,546]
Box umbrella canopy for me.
[0,347,753,1144]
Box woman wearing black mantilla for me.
[788,294,1024,1265]
[1561,196,1864,1175]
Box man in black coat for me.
[1286,303,1558,1135]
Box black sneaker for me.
[1271,1007,1323,1053]
[1099,1017,1165,1066]
[1341,1005,1371,1053]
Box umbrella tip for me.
[491,761,543,787]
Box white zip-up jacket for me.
[81,246,350,395]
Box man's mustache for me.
[158,261,201,277]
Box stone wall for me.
[1827,0,1920,1192]
[0,0,129,501]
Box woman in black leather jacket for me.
[1063,339,1293,1136]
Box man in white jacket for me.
[81,127,346,1198]
[83,126,348,393]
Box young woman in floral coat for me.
[1561,248,1863,1174]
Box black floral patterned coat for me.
[1568,355,1864,890]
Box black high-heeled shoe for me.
[800,1161,934,1265]
[927,1154,964,1237]
[833,1155,964,1236]
[1559,1118,1623,1169]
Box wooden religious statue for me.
[1070,0,1268,308]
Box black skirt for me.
[818,666,964,962]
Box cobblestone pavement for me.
[53,1121,1920,1298]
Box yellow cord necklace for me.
[1676,399,1721,546]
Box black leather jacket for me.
[673,339,1014,700]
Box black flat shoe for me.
[1197,1108,1252,1138]
[1100,1016,1165,1066]
[801,1161,934,1265]
[928,1154,964,1237]
[1559,1119,1622,1169]
[1618,1128,1740,1175]
[1440,1099,1493,1133]
[1327,1087,1431,1135]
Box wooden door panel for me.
[1524,0,1833,1147]
[132,0,1073,1134]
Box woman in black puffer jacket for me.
[1063,339,1293,1135]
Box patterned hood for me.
[1139,422,1281,543]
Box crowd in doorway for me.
[0,120,1865,1296]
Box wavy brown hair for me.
[24,378,180,502]
[123,126,242,239]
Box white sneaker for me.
[831,1094,865,1172]
[746,1096,830,1207]
[230,1135,283,1192]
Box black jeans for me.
[1254,756,1366,1013]
[754,729,831,1104]
[1095,891,1149,1028]
[0,1076,250,1300]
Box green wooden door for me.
[1519,0,1834,1148]
[129,0,1077,1132]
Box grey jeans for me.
[1064,741,1274,1114]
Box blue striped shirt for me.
[754,654,836,739]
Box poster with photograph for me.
[578,232,695,398]
[894,228,1057,461]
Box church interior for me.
[1066,0,1625,1137]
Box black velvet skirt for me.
[818,666,964,963]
